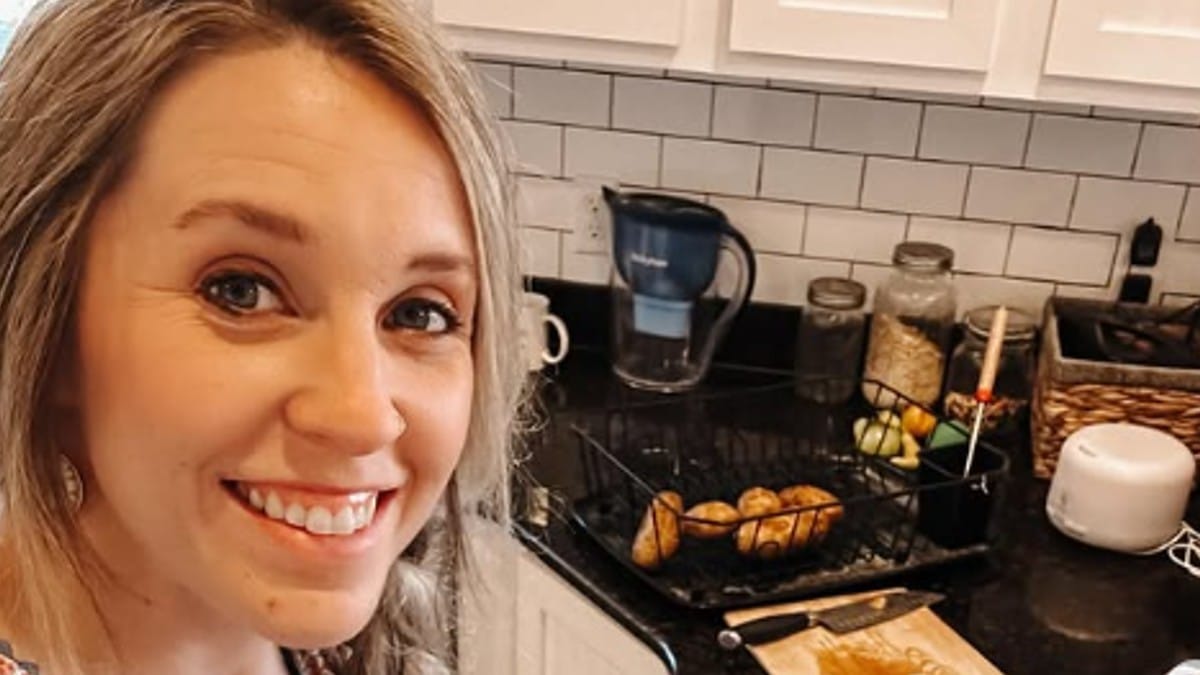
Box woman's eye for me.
[200,272,285,315]
[385,298,461,334]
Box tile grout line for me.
[1129,121,1146,179]
[505,114,1200,186]
[487,59,1200,131]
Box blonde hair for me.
[0,1,522,673]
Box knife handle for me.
[718,611,813,649]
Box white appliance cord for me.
[1136,522,1200,577]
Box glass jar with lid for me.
[795,277,867,404]
[944,305,1037,433]
[862,242,957,409]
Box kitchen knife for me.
[717,590,945,650]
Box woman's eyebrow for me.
[172,199,309,244]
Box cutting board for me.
[724,588,1002,675]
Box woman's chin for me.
[248,590,380,650]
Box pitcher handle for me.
[694,223,756,369]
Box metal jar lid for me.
[893,241,954,272]
[964,305,1037,343]
[807,277,866,310]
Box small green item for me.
[928,420,971,449]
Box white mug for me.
[520,292,569,371]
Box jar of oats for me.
[862,242,956,409]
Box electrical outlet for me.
[569,176,615,255]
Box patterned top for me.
[0,640,341,675]
[0,642,36,675]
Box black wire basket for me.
[568,377,1010,610]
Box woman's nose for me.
[283,325,406,455]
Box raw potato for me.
[630,491,683,570]
[737,486,783,516]
[779,485,845,546]
[736,514,799,559]
[682,500,740,539]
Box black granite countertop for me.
[513,349,1200,675]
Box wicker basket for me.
[1031,298,1200,479]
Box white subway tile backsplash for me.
[712,86,815,146]
[1180,188,1200,241]
[482,58,1194,310]
[918,106,1029,166]
[1055,283,1118,302]
[753,254,850,305]
[1160,242,1200,294]
[471,62,512,118]
[760,148,862,207]
[708,197,805,255]
[1025,115,1140,177]
[1068,177,1184,233]
[850,262,892,308]
[516,176,576,231]
[908,217,1011,275]
[513,67,609,126]
[518,227,560,278]
[1006,227,1117,285]
[559,249,610,285]
[805,207,906,263]
[860,157,968,217]
[965,168,1075,226]
[814,95,921,156]
[502,121,561,177]
[563,128,659,187]
[1135,125,1200,183]
[1162,293,1200,307]
[953,274,1054,318]
[660,138,760,197]
[613,77,711,136]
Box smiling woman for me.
[0,2,523,675]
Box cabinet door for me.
[514,551,669,675]
[1045,1,1200,88]
[432,0,685,49]
[729,0,1004,72]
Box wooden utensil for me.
[963,306,1008,477]
[724,588,1001,675]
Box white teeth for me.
[305,507,333,535]
[265,491,284,520]
[237,484,381,537]
[285,502,307,527]
[331,507,356,535]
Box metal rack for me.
[568,378,1009,610]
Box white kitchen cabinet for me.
[728,0,1003,74]
[431,0,706,71]
[458,521,670,675]
[436,0,1200,114]
[1046,1,1200,88]
[1040,1,1200,111]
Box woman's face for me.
[69,43,476,646]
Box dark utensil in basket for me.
[568,378,1010,610]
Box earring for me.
[60,455,83,512]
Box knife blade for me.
[717,590,944,650]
